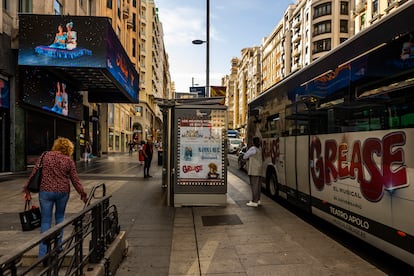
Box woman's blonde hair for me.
[52,137,74,156]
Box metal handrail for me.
[0,183,120,276]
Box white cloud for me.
[159,6,205,47]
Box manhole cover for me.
[201,214,243,226]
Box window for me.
[132,38,136,57]
[2,0,7,10]
[107,0,112,9]
[360,13,366,27]
[313,3,332,18]
[340,1,349,15]
[19,0,33,13]
[133,0,136,8]
[313,38,331,54]
[372,0,379,17]
[117,0,121,18]
[116,26,121,38]
[313,20,331,36]
[340,20,348,33]
[132,13,137,32]
[54,0,62,15]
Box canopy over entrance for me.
[18,14,139,103]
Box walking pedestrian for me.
[143,137,154,178]
[84,141,92,162]
[243,136,263,207]
[23,137,88,263]
[128,140,134,156]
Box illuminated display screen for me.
[20,69,83,120]
[18,14,139,102]
[0,79,9,109]
[18,15,106,68]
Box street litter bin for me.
[158,150,163,165]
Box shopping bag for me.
[139,150,145,161]
[19,200,41,231]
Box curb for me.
[85,231,128,275]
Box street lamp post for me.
[192,0,210,97]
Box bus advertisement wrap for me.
[246,3,414,265]
[309,131,414,254]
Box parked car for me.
[228,138,243,154]
[237,145,248,171]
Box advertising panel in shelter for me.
[176,108,227,189]
[179,119,223,181]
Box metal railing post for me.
[90,202,105,263]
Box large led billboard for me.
[20,69,83,120]
[0,79,9,109]
[18,14,139,103]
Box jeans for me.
[38,191,70,259]
[144,157,152,176]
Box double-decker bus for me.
[247,1,414,266]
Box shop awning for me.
[18,14,139,103]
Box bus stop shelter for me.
[157,98,228,207]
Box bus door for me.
[284,102,311,210]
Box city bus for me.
[247,1,414,266]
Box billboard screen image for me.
[20,69,83,120]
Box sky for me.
[154,0,296,92]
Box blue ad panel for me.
[18,15,107,68]
[289,32,414,101]
[20,69,83,120]
[106,27,139,101]
[0,79,9,109]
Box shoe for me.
[147,175,153,177]
[144,175,148,178]
[42,257,49,267]
[258,200,261,206]
[246,201,258,207]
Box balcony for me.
[355,0,367,14]
[292,17,301,28]
[292,48,301,57]
[292,32,301,43]
[127,19,134,29]
[123,6,130,19]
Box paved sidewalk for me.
[165,173,384,276]
[0,153,392,275]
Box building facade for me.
[0,0,169,171]
[233,47,261,138]
[353,0,409,33]
[227,0,356,137]
[133,0,168,145]
[223,58,239,130]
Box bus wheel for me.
[267,171,278,199]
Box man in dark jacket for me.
[143,137,154,178]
